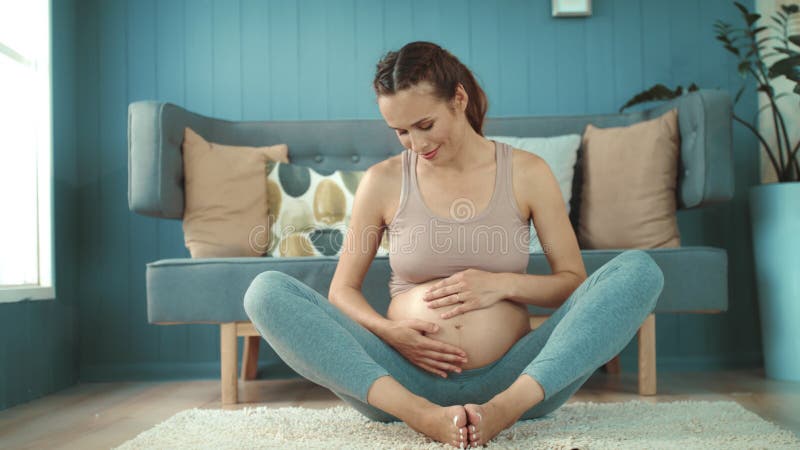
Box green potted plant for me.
[622,1,800,381]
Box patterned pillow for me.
[262,162,391,257]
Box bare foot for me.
[405,404,470,448]
[463,401,518,447]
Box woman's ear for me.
[454,83,469,111]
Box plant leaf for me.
[734,1,750,18]
[789,35,800,47]
[738,61,751,75]
[767,24,784,34]
[725,44,741,56]
[768,55,800,80]
[773,46,799,56]
[618,84,687,113]
[757,36,781,47]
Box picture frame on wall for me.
[552,0,592,17]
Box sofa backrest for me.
[128,89,733,221]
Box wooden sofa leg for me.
[603,355,621,374]
[221,323,238,404]
[242,336,260,380]
[637,313,657,396]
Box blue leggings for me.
[243,249,664,422]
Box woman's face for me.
[378,82,469,162]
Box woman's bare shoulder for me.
[509,148,548,221]
[363,153,404,226]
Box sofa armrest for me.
[641,89,734,209]
[128,101,201,219]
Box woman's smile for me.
[421,145,441,160]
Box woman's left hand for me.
[422,269,505,319]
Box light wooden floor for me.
[1,368,798,449]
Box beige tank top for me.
[386,140,530,298]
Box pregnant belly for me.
[386,278,532,370]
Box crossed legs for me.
[243,249,664,447]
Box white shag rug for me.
[115,400,800,449]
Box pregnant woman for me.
[244,41,664,448]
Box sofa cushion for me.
[265,162,390,257]
[578,108,681,249]
[181,127,289,258]
[487,134,581,254]
[145,247,728,323]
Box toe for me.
[452,409,467,428]
[464,404,483,431]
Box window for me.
[0,0,53,303]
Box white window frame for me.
[0,1,54,303]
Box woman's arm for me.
[328,162,395,338]
[507,151,588,308]
[329,284,394,337]
[498,272,584,309]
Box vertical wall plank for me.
[185,0,214,116]
[669,0,701,87]
[468,0,499,115]
[77,0,101,375]
[354,0,383,118]
[241,0,271,120]
[498,0,528,117]
[212,0,242,121]
[411,0,441,44]
[554,13,586,115]
[270,0,299,119]
[383,0,413,51]
[96,0,130,364]
[299,0,328,120]
[437,0,470,66]
[328,0,357,119]
[641,1,672,88]
[528,0,557,115]
[584,0,615,114]
[611,0,643,106]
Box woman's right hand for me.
[380,319,468,378]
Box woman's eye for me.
[396,123,433,135]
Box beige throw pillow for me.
[577,108,681,249]
[181,127,289,258]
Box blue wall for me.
[1,0,763,410]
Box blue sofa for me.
[127,89,733,404]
